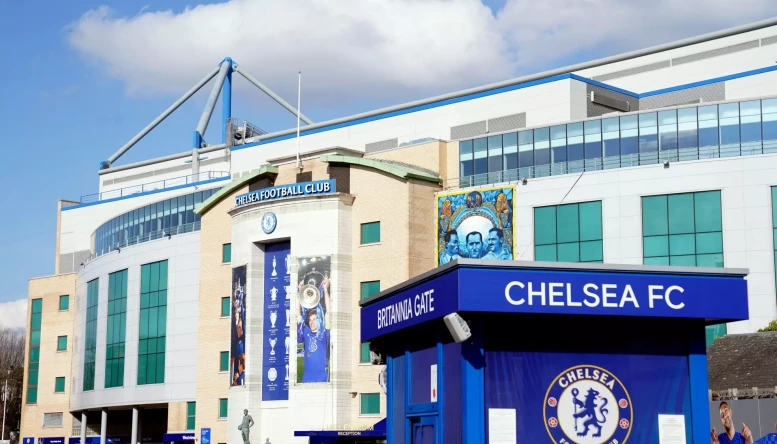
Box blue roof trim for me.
[230,64,777,152]
[63,176,229,211]
[638,64,777,97]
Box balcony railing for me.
[81,171,230,203]
[86,221,201,265]
[457,141,777,188]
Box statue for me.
[238,409,254,444]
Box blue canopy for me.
[294,418,386,437]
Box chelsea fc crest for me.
[261,212,277,234]
[544,365,633,444]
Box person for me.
[439,230,460,265]
[298,310,330,383]
[465,231,484,259]
[482,228,511,260]
[711,401,753,444]
[296,276,331,329]
[237,409,254,444]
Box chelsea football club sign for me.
[544,365,633,444]
[235,179,335,207]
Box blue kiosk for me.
[359,259,750,444]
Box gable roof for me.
[707,331,777,391]
[320,154,441,185]
[194,165,278,216]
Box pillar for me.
[131,407,138,444]
[191,148,200,177]
[80,412,87,444]
[100,409,107,444]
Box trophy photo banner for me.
[436,186,516,266]
[262,241,291,401]
[295,255,332,384]
[230,265,247,387]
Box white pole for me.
[296,71,302,169]
[2,371,7,441]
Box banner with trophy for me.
[230,265,247,387]
[262,241,291,401]
[435,186,516,266]
[295,255,332,384]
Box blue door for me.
[411,416,436,444]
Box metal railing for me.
[456,141,777,189]
[81,171,230,203]
[87,221,201,264]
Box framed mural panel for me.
[294,255,332,383]
[436,186,516,266]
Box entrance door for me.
[411,415,436,444]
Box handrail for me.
[80,171,230,203]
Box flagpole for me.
[296,71,302,170]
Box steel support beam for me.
[97,143,228,175]
[234,65,313,125]
[222,59,233,144]
[103,66,220,168]
[194,60,230,148]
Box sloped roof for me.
[707,331,777,391]
[194,165,278,216]
[320,154,441,184]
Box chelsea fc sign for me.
[544,365,633,444]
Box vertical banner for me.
[230,265,247,387]
[294,256,332,383]
[262,242,291,400]
[436,186,515,266]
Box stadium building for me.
[20,16,777,444]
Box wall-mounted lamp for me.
[349,391,358,398]
[663,160,670,168]
[116,247,121,253]
[521,177,528,185]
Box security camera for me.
[444,312,472,343]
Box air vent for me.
[591,92,630,112]
[487,113,526,133]
[672,39,759,66]
[762,35,777,46]
[592,60,671,82]
[450,121,487,140]
[365,138,399,153]
[43,412,64,429]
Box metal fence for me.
[81,171,229,203]
[85,221,201,266]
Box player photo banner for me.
[295,256,332,384]
[230,265,247,387]
[436,186,515,266]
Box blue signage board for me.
[161,433,195,442]
[458,268,748,319]
[23,438,34,444]
[68,437,130,444]
[262,241,291,400]
[235,179,335,207]
[360,264,749,341]
[360,272,458,341]
[39,438,65,444]
[200,428,211,444]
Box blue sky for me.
[0,0,776,327]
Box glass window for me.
[518,130,534,168]
[473,138,488,175]
[567,123,584,161]
[638,112,658,153]
[218,399,228,418]
[740,100,762,145]
[488,135,503,172]
[550,125,567,163]
[360,393,381,415]
[719,103,740,146]
[55,377,66,393]
[221,297,230,317]
[59,295,69,311]
[698,105,719,147]
[677,108,698,149]
[773,187,777,299]
[763,99,777,144]
[459,140,473,177]
[602,117,620,158]
[361,222,380,244]
[534,201,602,263]
[658,110,678,151]
[220,352,229,372]
[187,402,196,430]
[27,299,43,404]
[83,279,99,392]
[57,336,67,352]
[534,127,550,166]
[105,269,128,388]
[360,281,381,300]
[138,261,168,385]
[360,342,372,364]
[222,244,232,263]
[620,115,638,156]
[584,120,602,159]
[502,133,518,170]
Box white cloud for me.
[67,0,777,107]
[0,299,27,331]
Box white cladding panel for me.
[509,154,777,334]
[70,231,200,411]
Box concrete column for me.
[137,408,143,444]
[131,407,139,444]
[80,412,87,444]
[100,409,107,444]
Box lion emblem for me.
[572,388,609,438]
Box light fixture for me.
[116,247,121,253]
[521,177,528,185]
[663,160,670,168]
[349,391,358,397]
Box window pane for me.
[361,222,381,244]
[219,399,228,418]
[360,342,371,363]
[518,130,534,168]
[694,191,722,232]
[644,256,669,266]
[222,244,232,263]
[668,194,694,234]
[360,281,381,300]
[59,295,69,311]
[644,236,669,257]
[57,336,67,351]
[670,255,696,266]
[473,138,488,175]
[55,377,65,393]
[360,393,380,415]
[578,201,602,241]
[669,234,695,256]
[557,243,580,262]
[534,245,557,262]
[696,232,723,254]
[642,196,668,236]
[556,204,579,243]
[488,135,503,172]
[459,140,474,177]
[221,297,230,317]
[534,127,550,166]
[220,351,229,371]
[579,241,603,262]
[567,123,584,161]
[503,133,518,170]
[584,120,602,159]
[696,253,724,268]
[534,206,557,245]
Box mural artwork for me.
[231,265,247,387]
[295,256,332,383]
[436,186,515,266]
